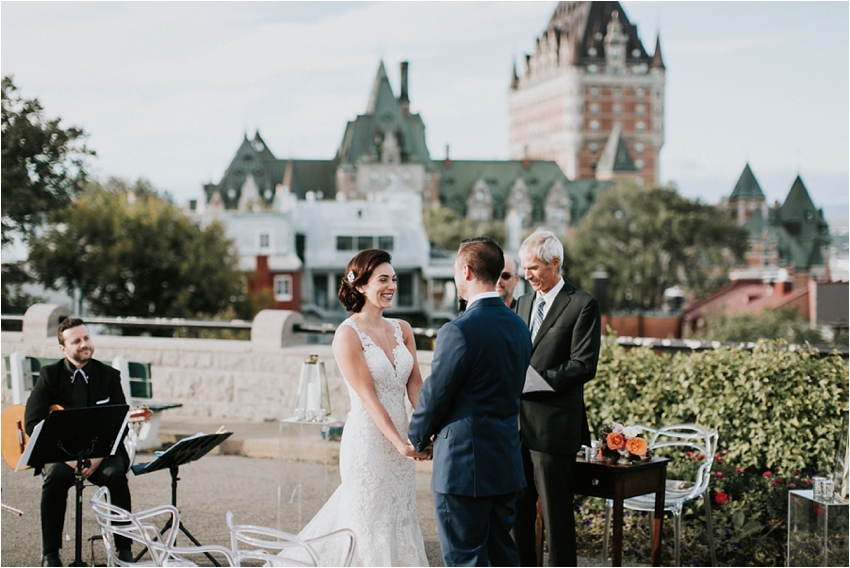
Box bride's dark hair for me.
[338,249,393,313]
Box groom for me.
[409,237,531,567]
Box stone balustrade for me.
[1,304,434,422]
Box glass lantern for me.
[294,354,331,422]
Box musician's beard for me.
[67,347,93,367]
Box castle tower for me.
[508,1,664,184]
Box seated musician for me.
[24,317,134,567]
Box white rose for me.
[622,426,639,439]
[611,422,624,433]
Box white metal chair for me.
[602,424,719,566]
[226,511,356,567]
[90,486,236,566]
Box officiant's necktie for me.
[71,369,88,408]
[531,297,546,341]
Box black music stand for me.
[19,404,130,567]
[131,431,232,565]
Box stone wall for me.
[1,304,434,422]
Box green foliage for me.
[2,75,93,246]
[566,182,748,311]
[27,178,244,318]
[1,261,46,314]
[588,339,847,474]
[422,205,506,251]
[577,339,848,565]
[694,305,826,345]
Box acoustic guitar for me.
[1,404,152,470]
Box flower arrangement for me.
[598,423,651,464]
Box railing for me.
[2,314,844,358]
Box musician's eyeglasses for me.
[500,272,515,280]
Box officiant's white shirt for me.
[534,276,565,322]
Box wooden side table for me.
[574,455,670,567]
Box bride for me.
[296,249,430,566]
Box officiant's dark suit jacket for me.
[515,279,600,454]
[409,296,531,497]
[513,278,601,566]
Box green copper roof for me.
[436,159,612,224]
[204,131,287,208]
[729,164,765,201]
[336,62,432,167]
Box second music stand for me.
[130,431,232,565]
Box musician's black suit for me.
[511,279,601,566]
[25,358,133,555]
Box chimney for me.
[444,144,452,167]
[399,61,410,115]
[522,146,531,169]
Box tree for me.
[2,76,94,312]
[692,306,825,345]
[422,206,506,251]
[27,178,244,318]
[566,182,748,311]
[2,76,93,246]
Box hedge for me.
[586,339,848,478]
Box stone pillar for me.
[23,304,70,346]
[251,310,306,349]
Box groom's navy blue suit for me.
[410,296,531,566]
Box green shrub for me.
[576,339,848,566]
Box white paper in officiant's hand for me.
[523,366,555,393]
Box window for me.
[613,104,622,116]
[397,273,414,307]
[614,88,622,98]
[313,274,329,309]
[589,120,599,132]
[636,121,645,133]
[635,159,645,171]
[636,88,645,98]
[634,142,645,154]
[589,143,599,154]
[590,103,599,115]
[274,275,293,302]
[357,236,373,250]
[258,232,271,250]
[590,87,599,98]
[636,104,645,116]
[378,236,394,251]
[336,236,353,251]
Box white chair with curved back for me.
[226,511,356,567]
[90,486,236,566]
[602,424,719,566]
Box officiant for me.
[511,230,602,567]
[24,317,134,567]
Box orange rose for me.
[606,432,625,450]
[625,437,648,457]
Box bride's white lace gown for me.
[296,317,429,567]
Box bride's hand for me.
[398,439,431,461]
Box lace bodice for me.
[295,317,428,566]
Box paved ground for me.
[1,416,620,567]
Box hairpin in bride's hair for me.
[347,270,355,284]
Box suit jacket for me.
[24,358,130,468]
[409,297,531,497]
[515,279,601,455]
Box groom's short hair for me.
[457,237,504,286]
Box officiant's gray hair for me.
[519,230,564,266]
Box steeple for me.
[651,34,665,69]
[366,61,395,114]
[729,163,765,202]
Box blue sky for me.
[2,1,847,224]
